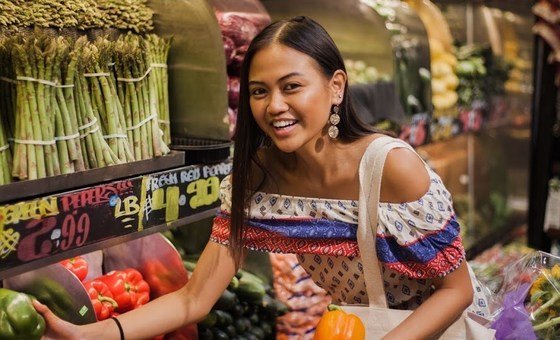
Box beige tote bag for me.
[342,137,496,339]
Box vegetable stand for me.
[0,0,232,338]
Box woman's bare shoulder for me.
[381,145,431,203]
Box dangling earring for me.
[328,104,341,139]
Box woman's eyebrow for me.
[248,72,303,86]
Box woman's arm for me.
[382,261,474,339]
[379,147,474,339]
[36,241,238,340]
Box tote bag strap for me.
[358,136,414,308]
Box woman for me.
[36,16,489,339]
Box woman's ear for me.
[330,69,347,104]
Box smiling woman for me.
[35,16,490,340]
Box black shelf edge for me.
[0,150,186,205]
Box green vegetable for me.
[231,303,244,318]
[182,260,197,273]
[214,310,233,327]
[234,318,251,333]
[234,272,266,303]
[199,310,217,328]
[225,325,237,337]
[455,61,476,76]
[249,313,259,325]
[23,278,73,321]
[261,322,272,336]
[211,328,229,340]
[261,294,289,317]
[228,276,239,290]
[214,289,237,311]
[248,327,265,340]
[0,288,46,340]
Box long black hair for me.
[229,16,377,266]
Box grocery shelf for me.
[0,151,186,205]
[466,222,527,260]
[0,159,232,280]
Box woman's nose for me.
[266,91,289,115]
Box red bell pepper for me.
[99,268,150,313]
[83,281,118,321]
[142,259,187,297]
[60,256,89,281]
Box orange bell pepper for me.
[314,305,365,340]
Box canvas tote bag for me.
[342,137,496,339]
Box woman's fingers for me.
[32,299,78,340]
[32,299,56,321]
[32,299,47,313]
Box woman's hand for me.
[33,300,82,340]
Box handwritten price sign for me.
[0,161,231,275]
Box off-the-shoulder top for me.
[210,141,489,317]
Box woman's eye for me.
[284,83,301,91]
[250,88,266,96]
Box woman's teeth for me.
[272,120,297,128]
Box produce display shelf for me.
[0,159,232,280]
[0,150,186,205]
[466,218,527,260]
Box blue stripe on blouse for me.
[218,213,460,264]
[375,217,461,264]
[215,212,358,239]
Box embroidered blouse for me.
[210,148,489,317]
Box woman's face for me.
[248,43,344,153]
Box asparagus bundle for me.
[98,0,154,33]
[76,38,129,164]
[74,37,123,169]
[10,35,60,180]
[0,30,172,184]
[53,36,86,173]
[1,0,152,33]
[0,0,25,28]
[72,0,104,31]
[113,34,169,160]
[0,37,16,139]
[0,116,11,185]
[27,0,79,29]
[144,34,172,145]
[0,40,12,184]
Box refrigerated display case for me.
[405,0,461,142]
[364,0,433,145]
[416,0,533,258]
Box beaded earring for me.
[328,105,340,139]
[328,94,343,139]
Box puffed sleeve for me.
[209,175,233,245]
[375,172,465,279]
